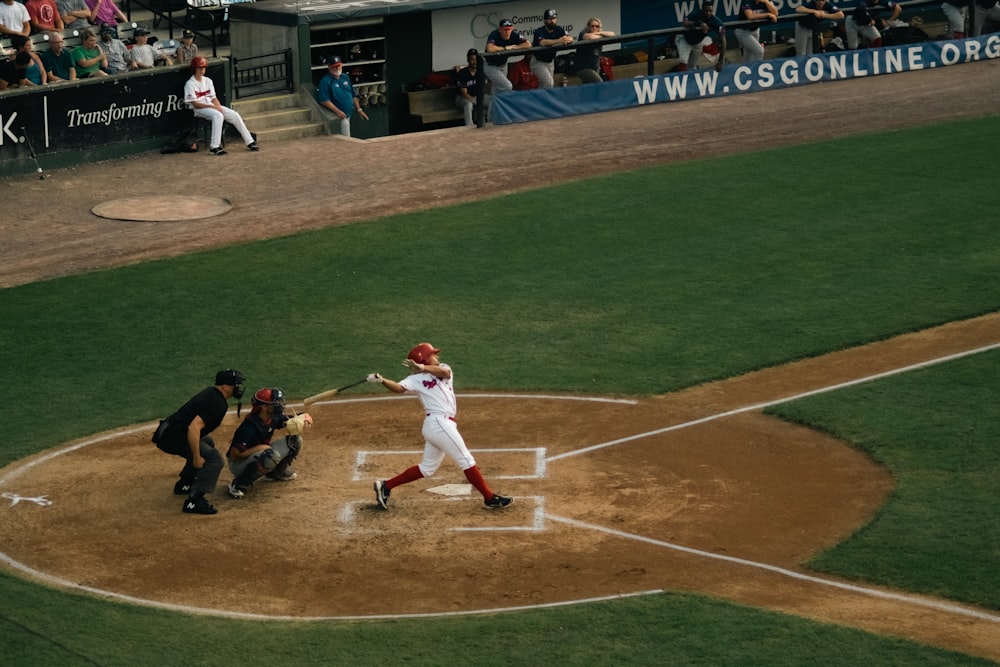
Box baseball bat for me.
[303,378,368,406]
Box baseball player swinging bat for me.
[303,378,368,407]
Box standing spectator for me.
[483,18,529,102]
[845,0,900,48]
[40,30,76,82]
[531,8,573,89]
[98,22,131,73]
[315,54,368,137]
[0,51,32,89]
[574,17,615,83]
[735,0,777,63]
[681,1,727,72]
[226,388,313,499]
[184,55,259,155]
[175,27,198,65]
[152,369,246,515]
[73,28,108,78]
[57,0,89,31]
[942,0,970,37]
[86,0,125,28]
[0,0,31,38]
[972,0,1000,35]
[129,27,169,67]
[368,342,513,511]
[11,34,46,85]
[25,0,63,33]
[795,0,844,54]
[454,48,489,126]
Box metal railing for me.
[233,49,294,99]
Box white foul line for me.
[546,514,1000,623]
[549,341,1000,462]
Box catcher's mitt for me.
[285,413,313,435]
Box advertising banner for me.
[492,35,1000,125]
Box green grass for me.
[2,115,999,664]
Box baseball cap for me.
[544,9,557,19]
[499,19,513,27]
[182,28,194,38]
[100,23,114,33]
[134,27,148,36]
[323,54,342,65]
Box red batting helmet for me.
[190,56,208,70]
[407,342,440,364]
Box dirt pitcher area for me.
[1,60,999,661]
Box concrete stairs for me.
[232,94,327,144]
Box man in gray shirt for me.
[98,22,132,73]
[56,0,89,31]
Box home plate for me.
[427,484,473,497]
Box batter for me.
[368,342,513,510]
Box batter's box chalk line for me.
[352,447,547,482]
[337,496,545,534]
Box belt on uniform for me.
[426,413,456,422]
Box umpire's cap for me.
[215,369,246,398]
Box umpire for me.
[153,369,245,515]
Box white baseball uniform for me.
[183,74,254,149]
[398,363,477,476]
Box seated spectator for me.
[25,0,63,33]
[0,0,31,38]
[40,30,76,82]
[57,0,90,32]
[73,28,109,78]
[129,27,171,67]
[98,21,131,73]
[86,0,126,28]
[574,17,615,83]
[0,51,33,89]
[175,27,198,65]
[11,34,47,85]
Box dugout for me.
[226,0,627,138]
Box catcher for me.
[226,387,313,499]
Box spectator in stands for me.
[316,54,368,137]
[795,0,844,54]
[0,51,33,89]
[129,27,170,67]
[175,28,198,65]
[531,8,573,89]
[184,55,259,155]
[845,0,900,48]
[681,1,727,72]
[483,18,529,100]
[0,0,31,38]
[40,30,76,82]
[25,0,63,33]
[57,0,90,32]
[11,34,47,85]
[73,28,109,78]
[98,22,131,73]
[455,48,489,126]
[972,0,1000,35]
[86,0,126,28]
[942,0,970,37]
[735,0,778,63]
[574,17,615,83]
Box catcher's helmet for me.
[215,369,246,399]
[251,387,285,413]
[407,342,440,365]
[190,55,208,70]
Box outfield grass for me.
[1,116,998,664]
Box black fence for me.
[233,49,294,99]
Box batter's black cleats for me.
[173,480,192,495]
[484,494,513,509]
[209,147,227,156]
[373,480,390,509]
[183,495,218,515]
[247,142,259,152]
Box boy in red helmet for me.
[367,343,513,510]
[226,387,313,499]
[183,55,258,155]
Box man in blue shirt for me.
[316,54,369,137]
[681,1,728,72]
